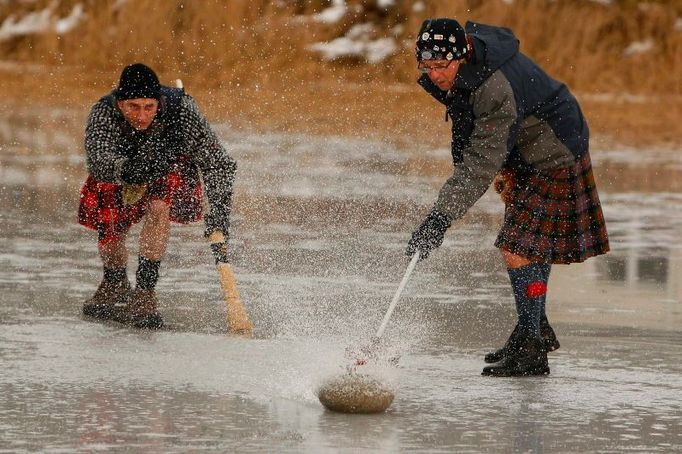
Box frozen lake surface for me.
[1,106,681,452]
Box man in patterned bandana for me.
[78,63,236,329]
[407,19,610,376]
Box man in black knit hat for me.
[407,19,609,376]
[78,63,236,329]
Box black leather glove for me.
[210,241,229,264]
[204,210,230,242]
[406,210,451,260]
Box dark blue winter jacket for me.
[418,22,589,221]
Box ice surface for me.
[0,106,680,451]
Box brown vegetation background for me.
[1,0,681,147]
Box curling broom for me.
[208,231,253,335]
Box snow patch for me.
[0,8,52,41]
[55,4,84,35]
[313,0,347,24]
[377,0,395,7]
[623,39,653,57]
[0,3,84,41]
[308,23,398,63]
[346,23,373,39]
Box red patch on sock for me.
[526,282,547,298]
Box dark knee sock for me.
[103,267,127,284]
[538,263,552,320]
[508,263,549,337]
[136,256,161,290]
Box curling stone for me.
[318,373,394,414]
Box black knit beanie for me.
[115,63,161,100]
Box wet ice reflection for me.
[0,106,680,451]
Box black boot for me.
[109,288,163,329]
[541,316,560,352]
[484,324,519,364]
[482,334,549,377]
[83,279,131,319]
[484,317,560,363]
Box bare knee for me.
[500,249,532,269]
[146,199,170,225]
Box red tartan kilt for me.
[78,157,202,245]
[494,152,610,264]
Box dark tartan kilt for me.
[494,152,609,264]
[78,157,202,245]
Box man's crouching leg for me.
[83,237,131,319]
[114,199,170,329]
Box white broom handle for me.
[375,253,419,339]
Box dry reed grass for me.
[2,0,680,92]
[0,0,680,147]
